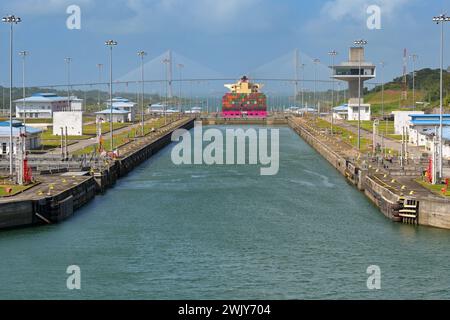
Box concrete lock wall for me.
[0,201,34,229]
[418,199,450,229]
[53,111,83,136]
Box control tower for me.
[332,47,376,121]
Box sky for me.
[0,0,448,93]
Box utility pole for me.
[177,63,184,113]
[410,54,418,109]
[328,50,338,134]
[97,63,103,109]
[64,57,72,111]
[313,58,320,117]
[19,51,28,127]
[300,64,305,113]
[105,40,118,152]
[138,51,147,136]
[432,14,450,183]
[294,49,299,108]
[3,14,21,178]
[380,61,386,157]
[354,39,368,150]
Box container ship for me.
[222,76,267,118]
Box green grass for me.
[83,122,128,135]
[347,120,395,134]
[41,140,77,147]
[365,89,425,105]
[416,179,450,197]
[0,183,34,197]
[0,118,53,124]
[40,130,91,141]
[387,134,402,141]
[314,118,371,152]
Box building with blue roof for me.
[105,97,136,122]
[14,93,70,119]
[332,104,349,120]
[0,121,43,155]
[408,114,450,147]
[95,108,130,123]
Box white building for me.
[392,110,424,135]
[53,111,83,136]
[0,121,42,155]
[332,104,349,120]
[347,103,371,121]
[422,127,450,160]
[70,97,84,111]
[107,97,136,122]
[331,47,376,121]
[14,93,69,119]
[148,103,167,115]
[95,108,129,123]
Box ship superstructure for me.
[222,76,267,118]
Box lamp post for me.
[432,14,450,182]
[64,57,72,111]
[409,54,418,109]
[328,50,338,134]
[162,58,170,124]
[300,63,305,114]
[97,63,103,109]
[19,51,28,127]
[354,39,368,150]
[3,15,21,178]
[105,40,117,152]
[313,58,320,117]
[380,61,386,157]
[177,63,184,113]
[137,51,147,136]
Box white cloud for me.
[321,0,411,21]
[87,0,269,34]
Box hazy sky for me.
[0,0,448,90]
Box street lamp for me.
[354,39,368,150]
[409,54,418,109]
[432,14,450,182]
[380,61,386,157]
[97,63,103,109]
[328,50,338,134]
[137,51,147,136]
[105,40,117,152]
[177,63,184,113]
[19,51,28,127]
[3,15,21,178]
[162,58,171,124]
[64,57,72,111]
[300,63,306,114]
[313,58,320,116]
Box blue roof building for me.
[95,108,130,123]
[0,121,43,154]
[409,114,450,126]
[14,93,69,119]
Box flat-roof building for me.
[106,97,136,122]
[408,114,450,148]
[0,121,43,155]
[95,108,129,123]
[14,93,69,119]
